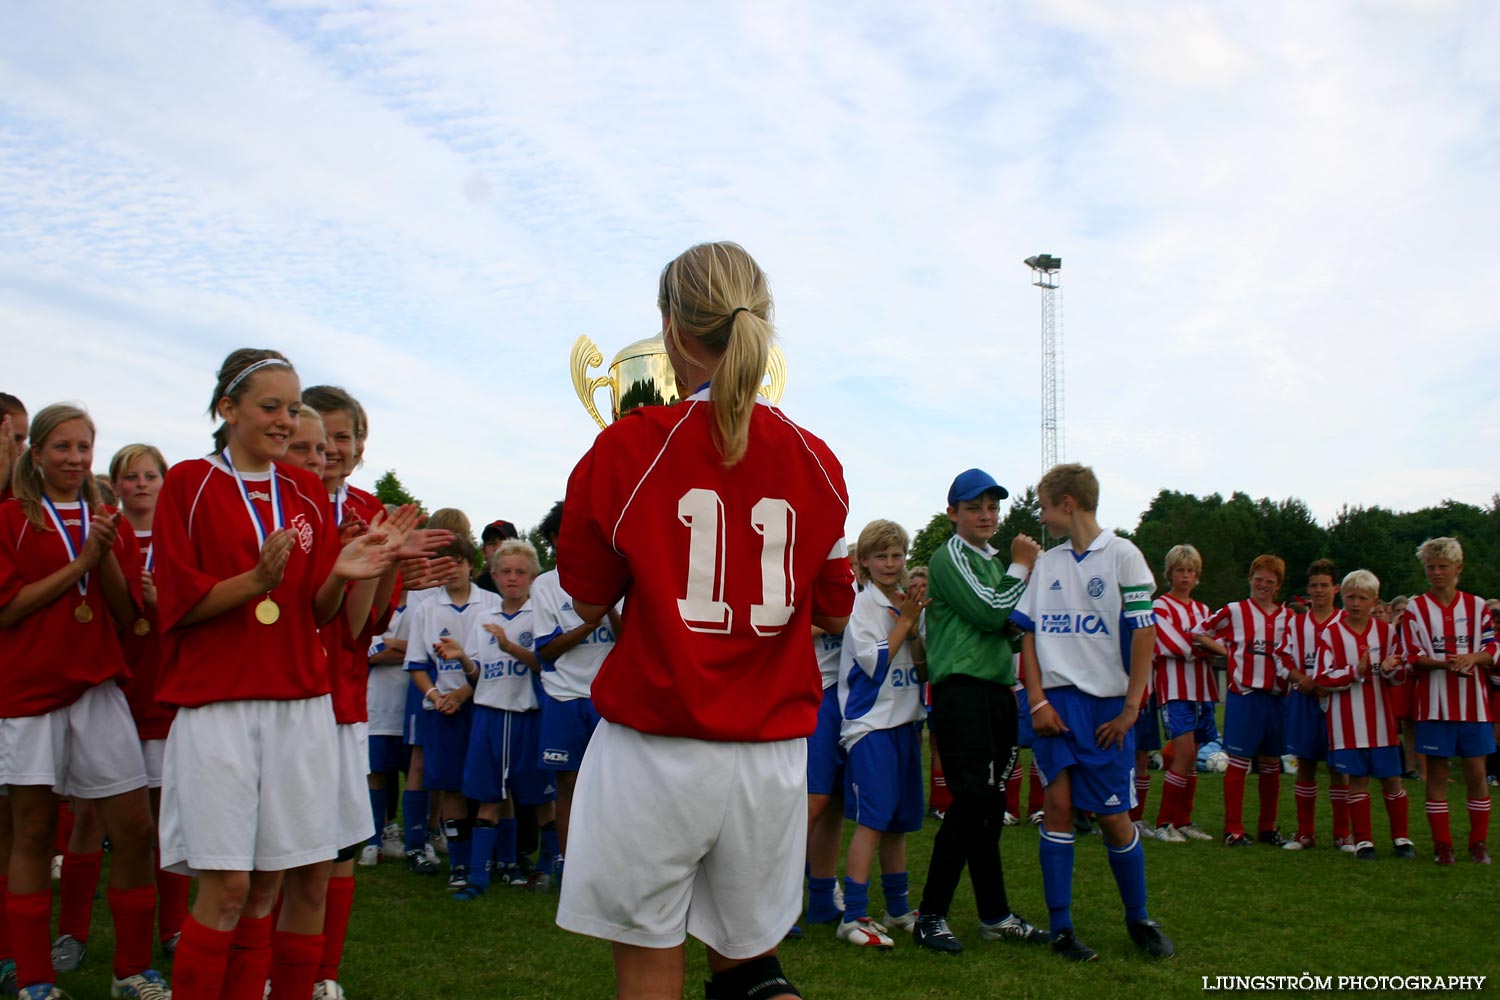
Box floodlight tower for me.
[1024,254,1063,476]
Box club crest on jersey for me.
[518,631,533,649]
[291,513,314,553]
[1041,612,1110,636]
[1087,576,1106,599]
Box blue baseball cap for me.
[947,468,1009,506]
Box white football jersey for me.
[466,601,540,712]
[1013,530,1156,698]
[838,585,926,749]
[404,585,502,700]
[531,569,615,701]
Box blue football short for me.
[537,689,602,772]
[367,733,403,774]
[1132,692,1162,752]
[416,700,473,792]
[1328,745,1402,779]
[1415,720,1496,759]
[463,704,557,806]
[808,685,847,796]
[843,720,924,833]
[1163,700,1218,745]
[1223,690,1285,758]
[1031,686,1136,816]
[1283,689,1327,761]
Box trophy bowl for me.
[570,334,787,429]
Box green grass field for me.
[51,764,1499,999]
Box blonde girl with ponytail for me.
[555,242,857,1000]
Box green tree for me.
[373,470,424,513]
[997,486,1042,547]
[908,512,952,567]
[528,525,557,572]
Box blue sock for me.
[1107,829,1149,923]
[1039,829,1076,934]
[448,820,472,870]
[403,790,430,852]
[496,817,518,867]
[539,822,560,875]
[841,876,870,923]
[806,876,840,924]
[469,823,497,891]
[880,872,910,918]
[368,787,387,846]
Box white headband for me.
[224,358,292,396]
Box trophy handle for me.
[570,336,614,430]
[762,344,788,405]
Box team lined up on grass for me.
[2,341,1497,998]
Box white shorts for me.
[142,739,167,789]
[0,682,148,798]
[555,720,806,959]
[159,695,339,875]
[334,722,375,851]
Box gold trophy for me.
[570,334,788,429]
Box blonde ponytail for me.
[657,241,774,466]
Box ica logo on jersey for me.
[1041,611,1111,636]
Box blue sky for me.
[3,0,1497,550]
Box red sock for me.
[1349,793,1372,844]
[221,914,274,1000]
[1027,761,1044,814]
[1186,769,1199,824]
[108,884,157,979]
[157,869,192,942]
[55,800,75,856]
[58,850,104,942]
[1330,784,1350,840]
[171,915,234,1000]
[1256,760,1281,833]
[6,889,52,987]
[1426,799,1452,847]
[930,768,952,814]
[1293,781,1318,839]
[1004,761,1022,817]
[1385,789,1410,841]
[1130,774,1150,822]
[1157,770,1187,828]
[1467,798,1491,848]
[317,875,356,982]
[269,930,324,1000]
[0,877,11,962]
[1223,756,1250,836]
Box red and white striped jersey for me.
[1153,593,1217,702]
[1194,600,1294,695]
[1316,618,1407,749]
[1401,591,1495,723]
[1277,608,1342,681]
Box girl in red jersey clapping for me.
[0,405,168,999]
[154,350,443,1000]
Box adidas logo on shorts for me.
[1104,794,1120,806]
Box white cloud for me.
[1,0,1496,555]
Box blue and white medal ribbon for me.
[40,492,92,623]
[221,448,284,625]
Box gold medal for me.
[133,618,151,636]
[74,603,94,624]
[255,597,281,625]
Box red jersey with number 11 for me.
[559,390,855,742]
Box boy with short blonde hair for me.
[1402,537,1495,865]
[1015,464,1171,962]
[1315,570,1413,860]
